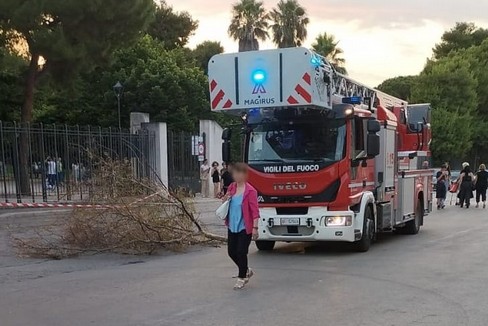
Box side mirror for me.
[409,122,423,132]
[222,141,231,163]
[367,119,381,133]
[222,128,232,141]
[367,134,380,158]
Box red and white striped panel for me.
[210,79,233,110]
[287,72,312,105]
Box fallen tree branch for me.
[12,155,225,258]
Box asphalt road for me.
[1,202,488,326]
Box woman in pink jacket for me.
[223,163,260,290]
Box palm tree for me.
[270,0,309,48]
[228,0,269,52]
[312,32,347,74]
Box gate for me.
[167,130,200,193]
[0,121,156,204]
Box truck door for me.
[350,117,374,195]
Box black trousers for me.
[476,186,487,203]
[228,230,252,278]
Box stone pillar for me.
[142,122,169,187]
[199,120,223,196]
[130,112,150,134]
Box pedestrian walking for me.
[458,162,475,208]
[223,163,259,290]
[220,162,234,195]
[211,161,220,198]
[200,159,210,198]
[46,157,57,189]
[436,164,448,209]
[475,164,488,208]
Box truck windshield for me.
[248,118,346,163]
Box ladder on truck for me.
[312,51,407,110]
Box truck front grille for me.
[268,226,315,236]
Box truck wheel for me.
[404,200,423,235]
[255,240,275,251]
[354,207,374,252]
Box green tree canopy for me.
[192,41,224,74]
[460,39,488,116]
[228,0,269,52]
[35,36,210,132]
[270,0,309,48]
[445,40,488,163]
[411,55,478,163]
[311,32,347,74]
[433,22,488,60]
[0,0,154,123]
[148,1,198,49]
[377,76,418,101]
[0,48,25,121]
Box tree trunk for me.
[18,53,40,196]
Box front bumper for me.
[258,207,358,242]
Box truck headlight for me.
[325,216,353,227]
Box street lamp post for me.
[113,81,124,130]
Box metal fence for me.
[0,122,156,203]
[167,130,200,193]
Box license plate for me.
[281,218,300,226]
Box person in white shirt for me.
[200,159,210,198]
[46,157,57,189]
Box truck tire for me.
[255,240,275,251]
[404,200,423,235]
[354,207,374,252]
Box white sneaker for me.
[233,278,246,290]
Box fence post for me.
[40,123,47,202]
[0,122,9,203]
[52,123,61,201]
[64,124,71,201]
[87,125,93,199]
[12,122,22,203]
[76,125,83,201]
[27,122,35,202]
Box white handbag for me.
[216,199,230,220]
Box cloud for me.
[291,0,488,29]
[169,0,488,85]
[174,0,488,28]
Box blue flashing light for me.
[342,96,362,105]
[311,56,321,67]
[252,70,266,83]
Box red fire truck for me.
[208,47,432,252]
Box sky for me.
[169,0,488,87]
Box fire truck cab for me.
[208,47,432,252]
